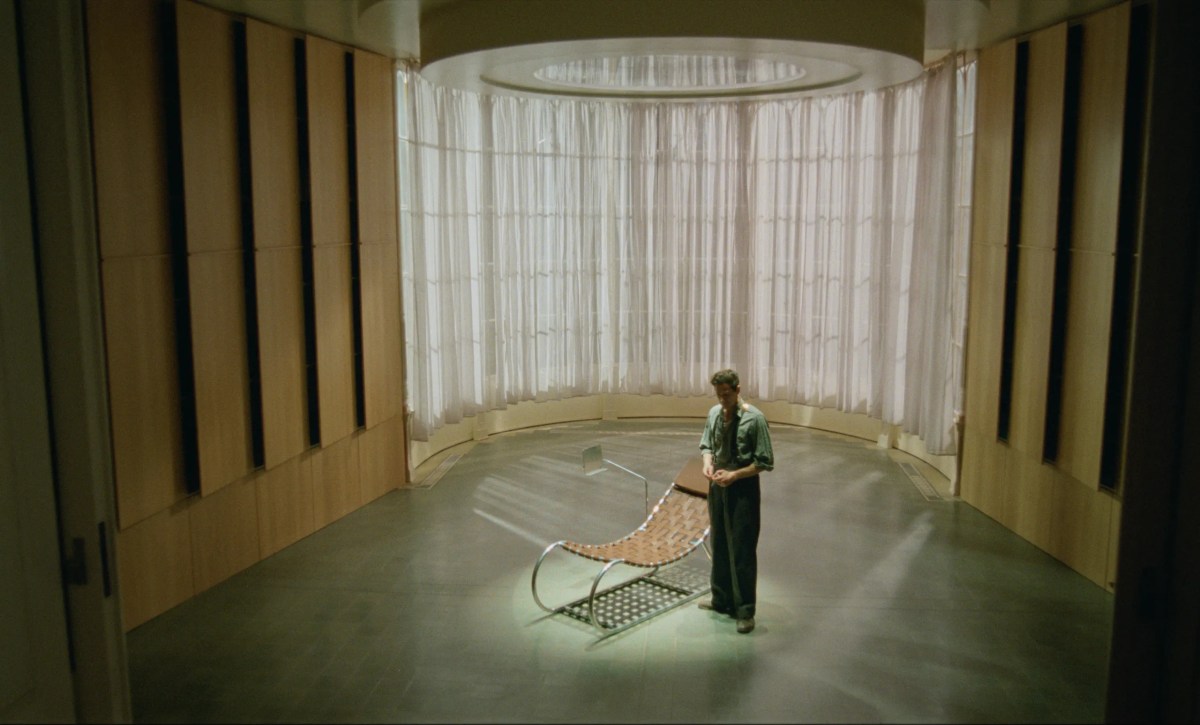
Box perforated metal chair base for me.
[556,564,710,638]
[532,457,714,638]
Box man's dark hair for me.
[711,368,740,388]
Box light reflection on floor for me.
[126,419,1113,723]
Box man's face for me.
[714,383,739,414]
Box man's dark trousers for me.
[707,474,760,621]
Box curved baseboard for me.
[406,394,959,490]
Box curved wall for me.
[407,393,959,488]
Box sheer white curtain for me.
[397,55,975,454]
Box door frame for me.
[12,0,132,721]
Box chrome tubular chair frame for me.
[530,459,713,639]
[532,543,711,638]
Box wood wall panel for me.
[314,244,357,445]
[969,40,1016,251]
[963,243,1006,437]
[256,247,308,468]
[385,239,406,432]
[1072,2,1129,254]
[354,48,402,431]
[960,427,1008,521]
[960,38,1020,536]
[188,476,260,593]
[1002,452,1055,552]
[1006,24,1066,463]
[1049,471,1114,586]
[360,243,398,427]
[116,502,193,630]
[956,0,1131,598]
[359,242,385,428]
[1057,250,1116,487]
[353,48,398,245]
[1008,247,1056,457]
[101,257,188,528]
[255,455,315,558]
[981,440,1009,527]
[311,434,361,529]
[958,427,982,504]
[359,416,401,503]
[383,240,405,426]
[306,35,350,248]
[95,0,413,630]
[176,0,241,254]
[188,251,254,494]
[86,0,171,259]
[1019,23,1067,251]
[963,39,1015,447]
[247,19,301,251]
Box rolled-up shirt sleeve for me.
[699,408,717,454]
[751,415,774,472]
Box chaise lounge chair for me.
[530,454,712,637]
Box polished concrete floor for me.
[126,420,1114,723]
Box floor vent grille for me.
[899,461,944,501]
[413,453,462,489]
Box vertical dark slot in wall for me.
[345,51,366,429]
[295,38,321,447]
[1100,3,1151,490]
[233,21,265,469]
[160,1,200,493]
[1043,23,1085,464]
[997,40,1030,443]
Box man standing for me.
[699,368,774,634]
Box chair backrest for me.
[671,454,709,498]
[638,485,709,550]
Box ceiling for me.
[199,0,1123,95]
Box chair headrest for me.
[672,454,710,498]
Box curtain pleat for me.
[397,55,976,454]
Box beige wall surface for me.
[99,0,1141,629]
[247,20,309,469]
[247,19,301,251]
[88,0,189,530]
[186,251,254,495]
[255,247,309,469]
[958,1,1135,591]
[87,0,408,630]
[355,48,403,430]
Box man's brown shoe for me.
[737,617,755,634]
[697,600,716,611]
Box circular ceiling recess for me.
[418,0,926,100]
